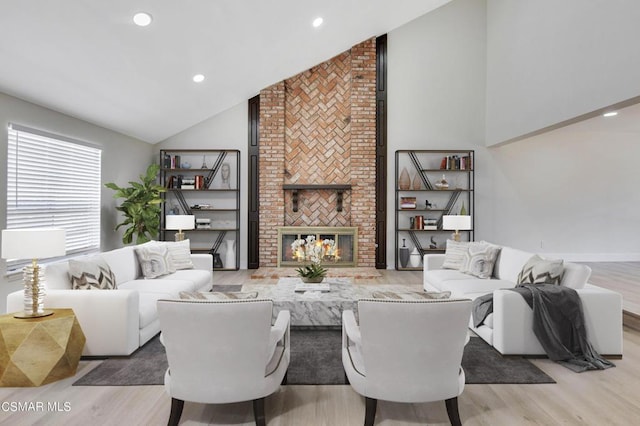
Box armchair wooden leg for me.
[445,397,462,426]
[168,398,184,426]
[364,397,377,426]
[253,397,266,426]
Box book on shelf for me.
[424,225,437,230]
[400,196,417,209]
[440,154,472,171]
[180,184,195,190]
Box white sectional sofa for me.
[423,244,623,357]
[6,244,212,357]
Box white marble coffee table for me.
[242,278,421,326]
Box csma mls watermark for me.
[1,401,71,412]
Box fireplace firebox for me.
[277,226,358,267]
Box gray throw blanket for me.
[472,284,614,372]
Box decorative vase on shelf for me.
[412,173,422,190]
[409,247,421,268]
[399,238,410,268]
[224,239,236,269]
[398,167,411,190]
[460,202,467,215]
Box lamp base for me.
[174,231,185,242]
[14,310,54,319]
[452,231,461,242]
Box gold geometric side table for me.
[0,308,86,387]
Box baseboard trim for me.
[624,310,640,332]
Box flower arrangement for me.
[291,235,338,282]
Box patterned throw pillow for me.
[442,240,471,270]
[517,255,564,285]
[166,239,194,270]
[135,243,175,279]
[69,256,117,290]
[459,242,501,279]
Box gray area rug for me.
[73,332,554,386]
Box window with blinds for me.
[6,124,101,270]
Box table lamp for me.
[165,215,195,241]
[442,215,471,242]
[1,228,66,318]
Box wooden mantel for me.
[282,184,352,212]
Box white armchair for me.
[157,299,290,426]
[342,298,472,426]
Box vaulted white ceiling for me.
[0,0,450,143]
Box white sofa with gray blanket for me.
[423,242,623,356]
[6,241,212,357]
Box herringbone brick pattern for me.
[284,190,351,226]
[284,51,352,186]
[258,38,377,267]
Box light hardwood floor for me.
[1,269,639,426]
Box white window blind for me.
[6,124,101,270]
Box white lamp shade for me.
[165,215,195,231]
[1,228,66,260]
[442,215,471,231]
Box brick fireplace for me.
[258,38,377,267]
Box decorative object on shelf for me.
[201,155,208,169]
[429,237,437,249]
[398,167,411,190]
[425,199,432,210]
[224,239,236,269]
[412,173,422,190]
[165,215,195,241]
[442,215,472,242]
[399,239,410,268]
[434,174,449,190]
[409,247,421,268]
[105,163,166,244]
[424,218,437,230]
[212,253,223,269]
[1,228,66,318]
[215,162,231,189]
[181,161,191,169]
[460,201,467,215]
[291,235,338,283]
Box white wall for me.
[0,91,152,312]
[154,101,248,268]
[387,0,489,268]
[489,106,640,260]
[486,0,640,146]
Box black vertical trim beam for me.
[248,95,260,269]
[375,35,388,269]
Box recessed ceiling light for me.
[312,17,324,28]
[603,111,618,117]
[133,12,152,27]
[193,74,205,83]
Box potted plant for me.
[291,235,337,283]
[105,164,166,244]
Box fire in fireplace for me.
[277,226,358,267]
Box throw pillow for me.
[179,291,258,300]
[166,239,194,270]
[442,240,471,270]
[135,243,175,279]
[69,256,117,290]
[372,290,451,300]
[459,242,501,279]
[517,255,564,285]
